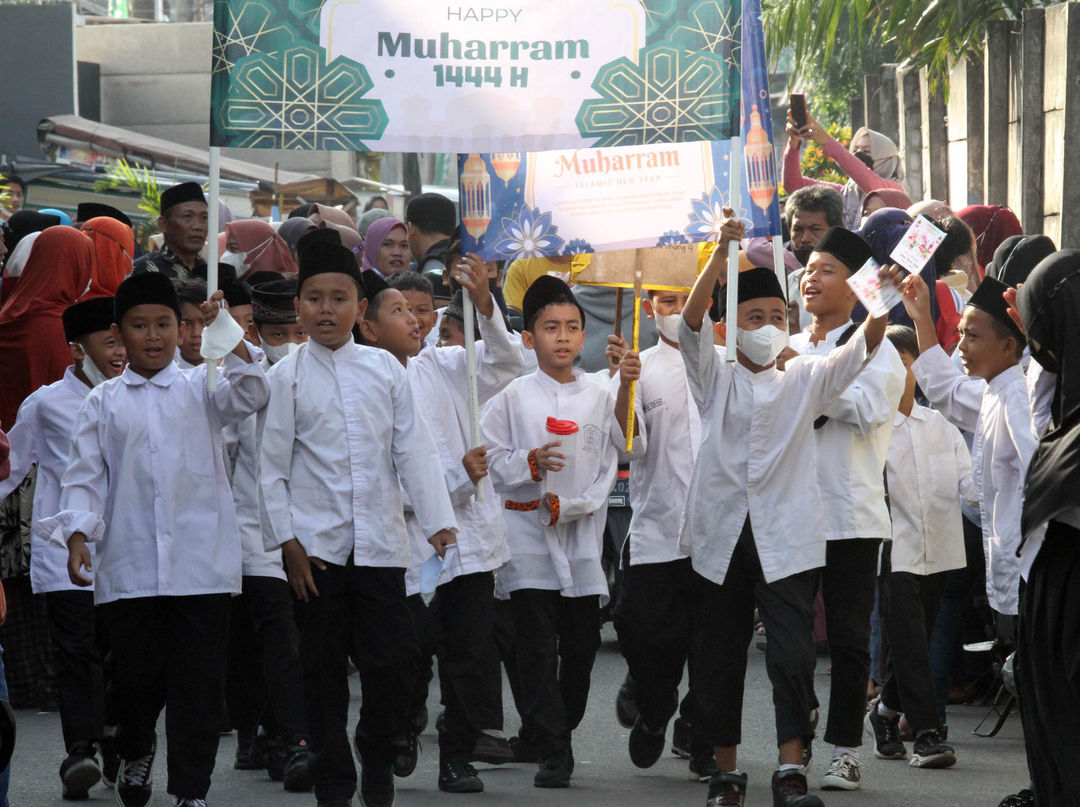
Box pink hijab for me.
[225,219,299,278]
[308,204,355,229]
[361,217,407,272]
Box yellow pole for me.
[625,266,643,453]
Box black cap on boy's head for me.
[159,181,206,215]
[296,226,341,257]
[63,296,115,342]
[521,274,585,331]
[812,227,874,273]
[252,279,298,324]
[968,275,1026,344]
[114,271,182,325]
[712,266,787,321]
[297,241,364,294]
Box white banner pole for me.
[725,136,742,362]
[462,290,483,501]
[206,145,221,391]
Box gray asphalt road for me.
[8,626,1027,806]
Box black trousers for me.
[98,594,230,800]
[613,553,708,757]
[690,520,818,748]
[820,538,881,747]
[492,596,524,733]
[878,545,947,735]
[225,576,308,744]
[432,571,502,762]
[294,558,419,803]
[1017,521,1080,807]
[403,593,438,731]
[509,589,601,758]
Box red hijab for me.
[0,227,96,429]
[957,205,1023,272]
[81,216,134,297]
[225,220,299,278]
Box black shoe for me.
[392,734,419,778]
[415,707,430,736]
[234,729,266,771]
[59,742,100,800]
[689,752,717,783]
[707,770,748,807]
[115,742,155,807]
[671,716,692,759]
[266,738,287,782]
[438,760,484,793]
[998,789,1035,807]
[628,716,666,769]
[865,707,906,760]
[615,675,638,729]
[771,769,823,807]
[471,732,514,765]
[99,733,120,789]
[359,755,395,807]
[283,740,313,792]
[534,748,572,788]
[909,729,957,769]
[509,734,541,763]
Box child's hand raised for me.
[897,270,933,324]
[717,207,745,251]
[534,441,565,473]
[462,445,488,485]
[605,334,628,376]
[200,289,227,327]
[618,349,641,387]
[454,253,495,319]
[1004,284,1026,335]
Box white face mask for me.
[220,250,249,272]
[78,352,111,387]
[736,324,788,366]
[262,340,298,365]
[654,312,682,344]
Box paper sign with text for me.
[890,215,946,274]
[847,258,903,318]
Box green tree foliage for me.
[94,158,164,221]
[799,124,852,186]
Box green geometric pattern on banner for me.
[221,43,387,150]
[575,44,735,147]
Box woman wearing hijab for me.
[223,219,298,279]
[323,222,364,269]
[307,203,355,230]
[1012,249,1080,807]
[784,102,906,230]
[861,188,912,222]
[80,216,133,297]
[357,207,392,237]
[957,205,1024,274]
[2,210,61,263]
[361,217,410,276]
[276,217,316,262]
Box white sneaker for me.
[820,752,861,791]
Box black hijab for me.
[1018,249,1080,540]
[2,210,62,261]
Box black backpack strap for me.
[813,322,860,430]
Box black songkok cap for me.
[252,279,298,324]
[522,274,585,330]
[968,275,1025,342]
[160,182,206,214]
[296,226,341,257]
[245,270,285,288]
[115,271,181,324]
[63,296,115,342]
[361,269,390,300]
[220,271,252,308]
[298,241,363,292]
[76,202,131,228]
[406,192,456,235]
[988,234,1057,287]
[813,227,874,273]
[717,265,786,308]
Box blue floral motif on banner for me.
[490,206,566,259]
[563,238,594,255]
[684,186,728,241]
[657,231,690,246]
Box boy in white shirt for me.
[174,279,207,368]
[45,272,270,807]
[899,274,1034,627]
[259,241,458,807]
[0,297,124,799]
[482,275,626,789]
[366,256,522,793]
[680,209,890,807]
[609,287,713,780]
[787,227,905,790]
[866,325,976,770]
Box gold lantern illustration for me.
[490,153,522,186]
[744,105,777,212]
[460,154,493,239]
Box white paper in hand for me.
[199,303,245,361]
[889,215,947,273]
[847,258,903,318]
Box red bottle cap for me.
[546,416,579,435]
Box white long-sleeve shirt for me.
[886,405,978,575]
[912,346,1036,615]
[37,356,270,604]
[259,338,457,567]
[402,304,521,595]
[611,340,704,566]
[678,315,876,586]
[0,367,94,594]
[483,367,626,602]
[790,322,905,541]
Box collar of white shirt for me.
[893,405,931,427]
[533,365,584,391]
[800,319,855,348]
[987,363,1024,394]
[121,361,180,387]
[306,336,355,366]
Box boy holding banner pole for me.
[679,207,894,807]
